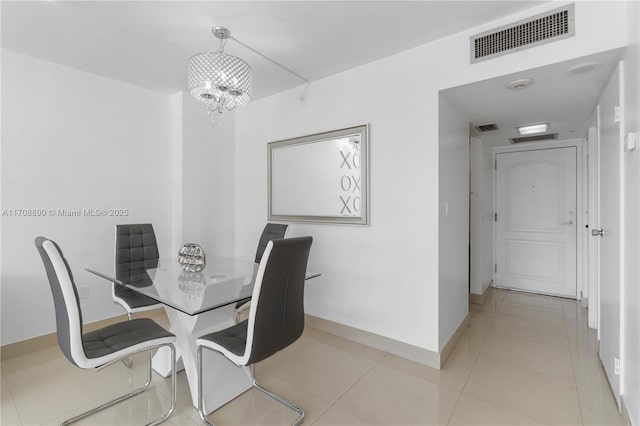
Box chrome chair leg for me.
[61,344,176,426]
[197,345,303,426]
[148,344,176,426]
[197,345,216,426]
[122,355,133,368]
[243,366,304,426]
[121,311,135,368]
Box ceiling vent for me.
[510,133,558,144]
[471,5,574,63]
[475,123,500,132]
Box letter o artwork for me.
[352,152,361,170]
[352,196,360,213]
[341,175,352,192]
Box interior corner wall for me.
[481,141,495,293]
[622,0,640,422]
[438,94,470,349]
[0,49,174,345]
[469,136,495,297]
[469,137,483,296]
[181,94,236,258]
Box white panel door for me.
[597,62,622,408]
[496,147,577,297]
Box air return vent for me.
[471,5,574,63]
[475,123,500,132]
[510,133,558,144]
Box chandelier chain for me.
[230,36,309,83]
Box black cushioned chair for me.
[197,236,312,426]
[233,223,288,323]
[113,224,162,319]
[35,236,176,426]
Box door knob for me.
[591,228,604,237]
[561,220,573,225]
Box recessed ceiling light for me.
[507,78,534,90]
[567,62,601,74]
[517,123,549,135]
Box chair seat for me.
[197,320,248,358]
[83,318,173,360]
[113,287,160,309]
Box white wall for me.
[0,49,174,345]
[622,0,640,422]
[235,81,440,349]
[232,1,629,353]
[481,142,495,293]
[181,94,236,258]
[469,137,483,296]
[438,94,470,349]
[469,136,496,297]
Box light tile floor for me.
[0,289,623,425]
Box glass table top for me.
[87,257,259,315]
[86,257,320,316]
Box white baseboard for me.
[469,285,493,305]
[621,396,633,426]
[3,309,470,372]
[306,313,469,369]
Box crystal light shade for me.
[187,51,252,114]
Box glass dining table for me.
[86,256,319,414]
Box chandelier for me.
[187,27,252,116]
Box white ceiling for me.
[443,49,622,146]
[5,0,609,146]
[1,1,544,100]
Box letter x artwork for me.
[338,135,361,216]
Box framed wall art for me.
[268,124,369,225]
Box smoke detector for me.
[507,78,534,90]
[567,62,600,74]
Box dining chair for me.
[113,224,162,319]
[233,223,288,323]
[196,236,312,426]
[114,224,163,367]
[35,236,177,426]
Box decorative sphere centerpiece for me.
[178,243,206,272]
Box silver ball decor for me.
[178,243,206,272]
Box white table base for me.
[152,305,252,414]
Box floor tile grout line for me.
[317,349,388,423]
[562,300,587,426]
[256,360,336,408]
[307,350,390,425]
[458,291,579,426]
[1,373,24,426]
[255,347,375,425]
[445,301,496,425]
[485,293,581,380]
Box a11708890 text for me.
[1,208,130,217]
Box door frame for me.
[587,116,601,331]
[492,139,586,299]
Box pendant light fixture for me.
[187,26,309,121]
[187,27,252,116]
